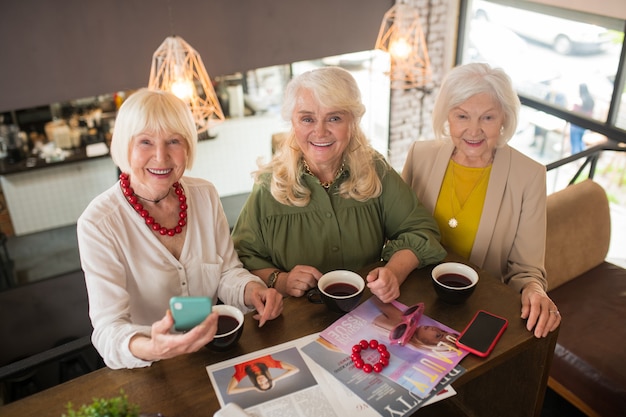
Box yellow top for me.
[433,160,491,259]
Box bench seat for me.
[545,179,626,417]
[548,262,626,417]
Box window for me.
[459,0,626,154]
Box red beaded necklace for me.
[119,173,188,236]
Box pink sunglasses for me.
[389,303,425,346]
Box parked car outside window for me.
[472,0,612,55]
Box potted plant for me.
[62,390,139,417]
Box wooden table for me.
[0,254,557,417]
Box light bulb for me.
[170,79,194,101]
[389,38,412,59]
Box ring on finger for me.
[549,309,560,315]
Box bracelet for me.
[351,339,390,373]
[267,270,281,289]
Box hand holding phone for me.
[169,296,213,332]
[456,310,508,357]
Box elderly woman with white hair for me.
[232,66,445,303]
[402,62,560,338]
[77,88,283,369]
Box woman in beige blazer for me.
[402,63,560,338]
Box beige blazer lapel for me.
[423,142,455,209]
[470,146,511,267]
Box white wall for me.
[187,114,287,197]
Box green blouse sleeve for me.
[231,183,278,271]
[379,165,447,267]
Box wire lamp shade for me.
[149,36,225,133]
[375,3,431,90]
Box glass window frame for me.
[457,0,626,147]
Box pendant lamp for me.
[375,2,432,90]
[149,35,225,133]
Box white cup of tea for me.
[307,270,365,313]
[431,262,479,304]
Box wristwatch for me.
[268,270,281,289]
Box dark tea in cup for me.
[436,273,473,288]
[308,270,365,313]
[323,282,359,297]
[216,315,240,334]
[208,304,244,351]
[431,262,479,304]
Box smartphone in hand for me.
[169,296,213,332]
[456,310,508,357]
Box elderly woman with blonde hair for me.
[232,67,445,303]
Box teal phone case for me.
[169,296,213,331]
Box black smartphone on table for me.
[456,310,508,357]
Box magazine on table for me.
[301,338,464,416]
[315,297,469,399]
[206,333,459,417]
[207,334,381,417]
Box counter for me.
[0,155,118,236]
[0,146,110,177]
[0,114,285,236]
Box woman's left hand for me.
[520,282,561,338]
[244,282,284,327]
[366,267,401,303]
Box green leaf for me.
[62,390,140,417]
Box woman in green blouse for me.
[232,67,445,302]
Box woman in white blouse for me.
[77,89,282,369]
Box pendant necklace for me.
[119,173,188,236]
[448,162,490,229]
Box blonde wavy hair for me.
[254,67,384,207]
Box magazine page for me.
[318,298,469,399]
[301,337,464,416]
[304,356,381,417]
[207,334,380,417]
[423,383,457,406]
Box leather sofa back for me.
[545,179,611,291]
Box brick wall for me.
[388,0,454,170]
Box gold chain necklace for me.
[448,162,490,229]
[302,159,344,189]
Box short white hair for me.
[432,62,520,147]
[110,88,198,173]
